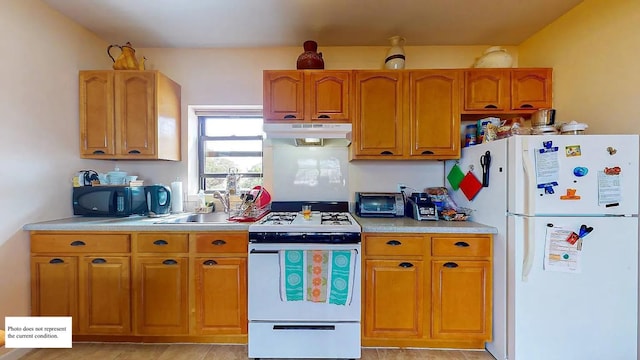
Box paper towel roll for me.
[171,181,184,213]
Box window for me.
[197,109,263,193]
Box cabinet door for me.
[352,71,404,158]
[463,69,510,111]
[78,256,131,335]
[263,71,304,121]
[194,257,247,335]
[79,71,115,157]
[307,71,350,121]
[511,68,553,110]
[30,256,78,331]
[134,256,189,335]
[114,71,156,156]
[364,259,424,338]
[431,260,491,340]
[408,70,460,158]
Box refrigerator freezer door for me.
[508,135,639,216]
[508,214,638,360]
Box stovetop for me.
[248,211,361,233]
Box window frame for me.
[195,106,264,193]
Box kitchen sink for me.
[154,212,231,224]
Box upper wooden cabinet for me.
[351,70,460,160]
[79,70,181,160]
[462,68,552,114]
[263,70,350,122]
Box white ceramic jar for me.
[473,46,513,68]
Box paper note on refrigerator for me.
[597,171,621,206]
[544,226,582,273]
[534,147,559,187]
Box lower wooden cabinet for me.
[364,259,424,338]
[30,256,79,331]
[362,232,493,348]
[79,256,131,334]
[133,256,189,335]
[193,257,247,335]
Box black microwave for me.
[73,186,147,217]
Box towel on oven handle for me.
[279,249,357,306]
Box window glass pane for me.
[204,156,262,174]
[204,140,262,152]
[204,118,263,136]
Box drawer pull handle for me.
[454,241,470,247]
[443,262,459,268]
[162,259,178,265]
[212,239,227,246]
[484,104,498,109]
[386,240,402,246]
[421,150,434,155]
[519,104,534,108]
[92,150,105,155]
[49,258,64,264]
[91,258,107,264]
[153,239,168,246]
[283,114,297,119]
[380,151,394,155]
[70,240,86,246]
[318,114,330,119]
[203,260,218,266]
[128,150,141,154]
[399,262,414,268]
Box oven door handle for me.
[273,325,336,331]
[250,249,279,254]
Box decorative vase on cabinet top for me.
[296,40,324,69]
[384,36,406,70]
[473,46,513,68]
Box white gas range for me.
[247,202,361,360]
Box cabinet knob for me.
[398,262,414,268]
[380,151,394,155]
[162,259,178,265]
[70,240,86,246]
[153,239,169,246]
[484,104,498,109]
[91,258,107,264]
[443,262,459,268]
[212,239,227,246]
[49,258,65,264]
[386,240,402,246]
[454,241,470,247]
[283,114,297,119]
[203,260,218,266]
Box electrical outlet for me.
[397,183,406,193]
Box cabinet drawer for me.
[31,233,130,253]
[136,233,189,253]
[364,235,425,256]
[431,236,491,257]
[196,232,248,254]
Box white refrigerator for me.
[445,134,639,360]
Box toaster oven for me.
[355,192,405,217]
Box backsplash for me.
[268,144,445,202]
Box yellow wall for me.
[519,0,640,134]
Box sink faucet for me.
[213,190,230,213]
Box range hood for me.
[263,123,352,146]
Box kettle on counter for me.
[145,185,171,217]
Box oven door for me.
[248,242,361,322]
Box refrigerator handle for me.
[522,216,535,282]
[522,142,535,216]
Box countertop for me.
[23,213,497,234]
